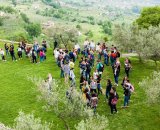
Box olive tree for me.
[0,111,51,130]
[113,24,160,64]
[34,78,93,130]
[75,114,108,130]
[139,71,160,104]
[44,26,79,49]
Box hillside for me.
[0,0,159,43]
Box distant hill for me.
[0,0,159,42]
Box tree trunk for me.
[138,53,142,63]
[58,115,70,130]
[154,60,158,70]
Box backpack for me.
[117,52,120,58]
[98,63,104,72]
[64,54,70,63]
[111,97,118,105]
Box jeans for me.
[125,69,130,77]
[97,84,102,95]
[104,57,109,65]
[114,75,119,84]
[85,71,90,81]
[60,69,64,78]
[71,78,76,87]
[40,56,44,62]
[11,54,16,61]
[124,95,129,106]
[6,50,9,56]
[32,56,37,63]
[110,104,117,114]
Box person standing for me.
[17,46,22,59]
[106,79,112,99]
[4,43,9,56]
[108,87,119,114]
[10,44,17,61]
[124,58,131,78]
[40,49,44,62]
[0,48,6,61]
[69,68,76,87]
[32,49,37,63]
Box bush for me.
[9,32,30,42]
[85,30,93,38]
[0,111,52,130]
[0,17,4,26]
[14,111,51,130]
[139,71,160,104]
[75,114,109,130]
[76,24,81,29]
[53,13,62,19]
[25,23,41,38]
[20,13,30,23]
[0,6,16,14]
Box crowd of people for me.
[0,38,134,114]
[54,39,134,114]
[0,40,47,63]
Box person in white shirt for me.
[90,40,95,51]
[17,46,22,59]
[54,49,60,63]
[0,48,6,61]
[83,39,89,49]
[75,43,81,54]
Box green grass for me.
[0,43,160,130]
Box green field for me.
[0,43,160,130]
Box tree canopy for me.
[135,6,160,28]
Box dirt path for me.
[122,53,137,57]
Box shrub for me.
[76,24,81,29]
[25,23,41,38]
[75,114,109,130]
[139,71,160,104]
[14,111,51,130]
[0,6,16,14]
[0,111,52,130]
[85,30,93,38]
[0,17,4,26]
[20,13,30,23]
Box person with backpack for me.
[96,60,104,78]
[10,44,17,61]
[110,51,117,72]
[108,87,119,114]
[69,50,75,62]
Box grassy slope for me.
[0,43,160,130]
